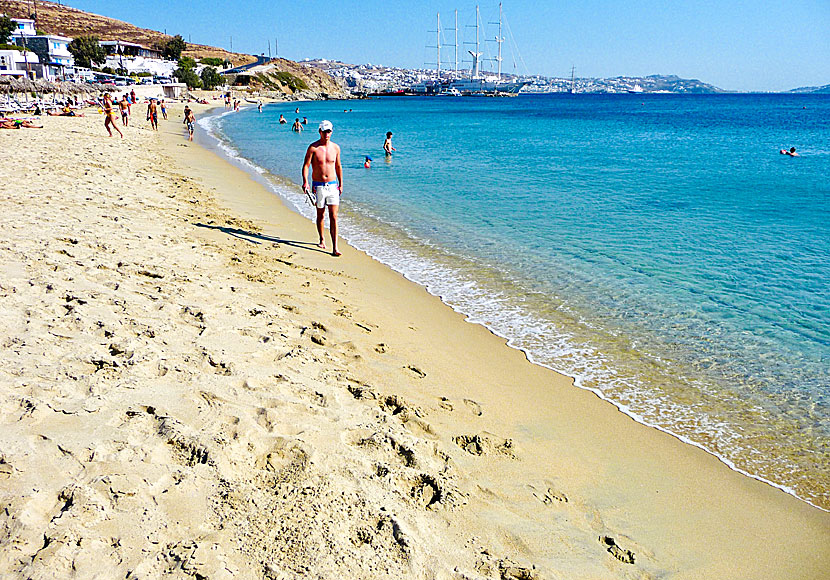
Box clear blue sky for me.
[66,0,829,91]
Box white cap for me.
[319,120,333,132]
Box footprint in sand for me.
[410,474,442,509]
[453,433,515,458]
[405,365,426,378]
[600,535,636,564]
[463,399,483,416]
[529,482,568,504]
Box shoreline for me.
[197,102,827,513]
[0,105,827,578]
[170,103,830,569]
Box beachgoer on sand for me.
[146,99,159,131]
[160,99,168,120]
[102,93,123,138]
[183,106,195,141]
[383,131,396,156]
[0,118,43,129]
[302,120,343,256]
[119,95,130,126]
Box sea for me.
[198,93,830,510]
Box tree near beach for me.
[200,66,223,90]
[67,36,107,68]
[163,35,186,60]
[173,56,201,88]
[0,16,15,44]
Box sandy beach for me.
[1,104,827,579]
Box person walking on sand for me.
[102,92,123,138]
[183,106,195,141]
[146,98,159,131]
[302,120,343,256]
[383,131,396,156]
[160,99,168,120]
[119,94,130,126]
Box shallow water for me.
[201,93,830,509]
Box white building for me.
[0,49,40,78]
[13,34,74,80]
[9,17,37,38]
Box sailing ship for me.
[413,4,529,97]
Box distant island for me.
[786,84,830,94]
[305,60,726,95]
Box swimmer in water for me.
[364,156,372,168]
[779,147,799,157]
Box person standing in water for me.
[302,120,343,256]
[383,131,396,156]
[292,118,304,132]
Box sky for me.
[64,0,830,92]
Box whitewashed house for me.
[9,17,37,38]
[14,34,74,80]
[0,49,40,78]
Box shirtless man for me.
[291,118,303,132]
[183,106,195,141]
[102,93,123,138]
[119,94,130,126]
[302,120,343,256]
[146,99,159,131]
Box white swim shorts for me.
[313,181,340,208]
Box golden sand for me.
[0,104,827,579]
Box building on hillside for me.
[8,17,37,38]
[13,35,74,80]
[99,40,162,60]
[0,49,40,79]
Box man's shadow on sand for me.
[194,223,331,255]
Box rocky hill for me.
[0,0,254,65]
[0,0,347,97]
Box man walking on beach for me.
[146,99,159,131]
[302,120,343,256]
[183,106,195,141]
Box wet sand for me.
[0,105,827,579]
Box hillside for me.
[0,0,256,65]
[786,84,830,94]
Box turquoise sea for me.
[199,94,830,510]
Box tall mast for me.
[454,9,458,74]
[436,12,441,80]
[496,3,504,80]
